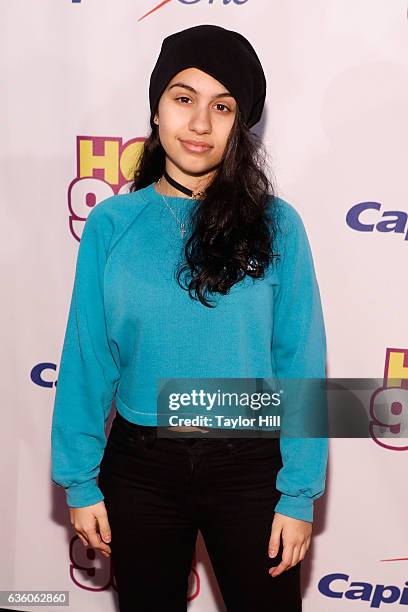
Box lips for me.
[179,139,213,153]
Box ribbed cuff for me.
[65,480,104,508]
[274,494,314,523]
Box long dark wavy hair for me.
[129,106,281,308]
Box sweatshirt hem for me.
[115,394,159,426]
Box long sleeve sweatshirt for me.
[50,181,328,522]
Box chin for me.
[176,157,216,176]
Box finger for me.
[289,544,302,568]
[76,532,89,548]
[268,519,282,558]
[298,541,308,562]
[96,514,112,544]
[87,529,112,555]
[269,542,294,577]
[80,513,111,554]
[76,531,110,556]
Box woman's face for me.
[155,67,237,177]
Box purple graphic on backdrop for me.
[318,574,408,608]
[346,202,408,240]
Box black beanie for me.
[149,24,266,129]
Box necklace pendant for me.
[180,223,186,238]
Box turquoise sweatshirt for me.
[51,181,328,522]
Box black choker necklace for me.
[163,170,204,199]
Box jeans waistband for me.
[114,410,157,433]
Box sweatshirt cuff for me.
[274,494,314,523]
[65,480,104,508]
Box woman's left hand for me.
[268,512,312,577]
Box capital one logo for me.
[138,0,249,22]
[72,0,250,19]
[346,202,408,240]
[369,348,408,450]
[318,573,408,608]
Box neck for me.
[157,166,214,199]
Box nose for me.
[188,105,212,134]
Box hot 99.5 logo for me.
[369,348,408,451]
[68,136,144,242]
[69,533,201,600]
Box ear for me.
[154,115,159,125]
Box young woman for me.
[51,24,328,612]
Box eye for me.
[175,96,231,112]
[215,103,231,112]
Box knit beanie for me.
[149,24,267,129]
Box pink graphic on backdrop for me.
[69,535,201,600]
[138,0,174,22]
[369,348,408,450]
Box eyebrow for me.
[167,82,234,99]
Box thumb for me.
[268,517,282,558]
[96,513,112,543]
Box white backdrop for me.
[2,1,407,610]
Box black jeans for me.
[98,411,302,612]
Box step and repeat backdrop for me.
[2,1,407,611]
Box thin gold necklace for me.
[156,177,188,238]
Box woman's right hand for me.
[69,501,112,557]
